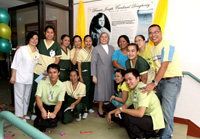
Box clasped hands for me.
[41,109,56,119]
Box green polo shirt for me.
[125,82,165,130]
[35,78,66,105]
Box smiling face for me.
[115,72,124,84]
[44,28,54,40]
[127,45,139,60]
[100,33,109,45]
[70,71,79,84]
[48,67,60,83]
[61,36,70,48]
[125,72,140,89]
[119,37,128,49]
[84,36,93,48]
[98,15,105,27]
[148,26,162,46]
[29,35,38,46]
[74,37,82,48]
[135,36,145,49]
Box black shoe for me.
[39,127,46,132]
[147,131,160,139]
[97,111,105,118]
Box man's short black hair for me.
[47,64,60,72]
[124,68,140,79]
[148,24,161,31]
[127,43,139,52]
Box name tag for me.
[34,56,39,63]
[133,94,137,102]
[48,91,54,101]
[50,50,55,57]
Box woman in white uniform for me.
[10,32,39,122]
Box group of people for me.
[10,24,182,139]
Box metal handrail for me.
[0,111,52,139]
[182,71,200,83]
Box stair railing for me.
[0,111,52,139]
[182,71,200,83]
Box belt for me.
[162,76,181,80]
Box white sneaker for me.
[24,116,30,120]
[88,109,94,113]
[22,119,27,122]
[31,115,37,120]
[76,114,82,121]
[82,113,88,119]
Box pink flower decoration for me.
[94,113,99,118]
[61,132,66,136]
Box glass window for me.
[46,4,69,42]
[47,0,69,7]
[11,6,38,47]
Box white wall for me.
[164,0,200,127]
[73,0,200,127]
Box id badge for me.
[33,56,39,64]
[133,94,137,102]
[48,92,53,100]
[50,50,55,57]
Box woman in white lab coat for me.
[10,32,39,122]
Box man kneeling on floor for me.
[34,64,65,131]
[107,69,165,139]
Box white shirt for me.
[11,45,39,84]
[101,44,109,54]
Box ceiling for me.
[0,0,35,10]
[0,0,70,10]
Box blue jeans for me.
[156,77,182,139]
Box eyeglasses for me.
[149,31,160,35]
[135,39,144,43]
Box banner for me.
[88,0,157,49]
[76,1,86,47]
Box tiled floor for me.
[1,79,199,139]
[3,111,130,139]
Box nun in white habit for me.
[91,32,115,118]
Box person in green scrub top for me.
[59,34,71,81]
[125,43,150,84]
[77,35,95,119]
[30,25,61,120]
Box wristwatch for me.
[119,107,123,112]
[152,80,158,86]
